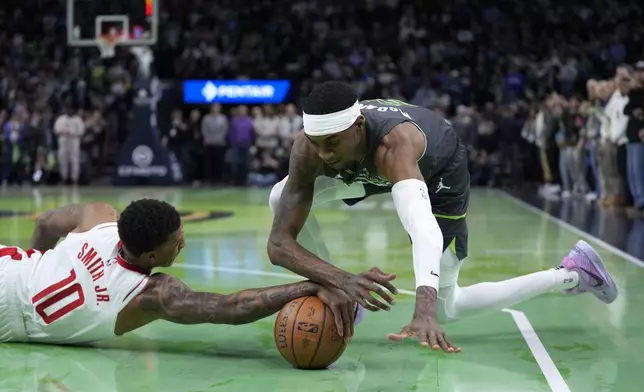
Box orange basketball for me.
[274,296,348,369]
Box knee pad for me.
[269,176,288,213]
[436,284,459,324]
[439,250,465,289]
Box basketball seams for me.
[307,297,327,368]
[328,338,347,365]
[290,296,308,368]
[275,296,348,369]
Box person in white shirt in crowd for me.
[603,74,631,205]
[252,106,280,153]
[54,107,85,185]
[200,104,229,185]
[278,103,303,150]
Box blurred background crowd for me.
[1,0,644,215]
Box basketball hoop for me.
[97,31,125,58]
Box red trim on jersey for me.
[0,247,22,261]
[32,269,77,303]
[116,242,151,275]
[123,277,149,303]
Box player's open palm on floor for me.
[341,267,398,312]
[388,317,461,353]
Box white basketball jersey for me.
[11,223,150,344]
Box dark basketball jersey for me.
[322,98,469,218]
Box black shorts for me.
[342,150,469,260]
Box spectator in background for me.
[23,111,47,184]
[470,110,499,186]
[166,109,191,183]
[596,80,624,207]
[534,102,558,197]
[187,109,203,184]
[248,150,279,187]
[277,103,303,177]
[278,104,303,150]
[603,73,631,205]
[579,82,601,202]
[2,110,26,186]
[201,104,228,186]
[451,105,478,150]
[497,104,524,186]
[54,107,85,186]
[624,62,644,215]
[252,106,279,153]
[228,105,254,186]
[564,97,590,197]
[82,109,106,180]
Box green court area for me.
[0,187,642,391]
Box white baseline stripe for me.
[175,262,567,391]
[497,189,644,268]
[503,309,571,392]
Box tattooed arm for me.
[266,132,354,289]
[31,203,119,251]
[132,273,320,325]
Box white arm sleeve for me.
[391,179,444,290]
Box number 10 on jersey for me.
[32,269,85,325]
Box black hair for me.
[117,199,181,256]
[303,81,358,115]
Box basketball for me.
[274,296,348,369]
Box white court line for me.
[502,309,571,392]
[175,262,567,391]
[173,263,418,295]
[485,249,568,255]
[497,189,644,268]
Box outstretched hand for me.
[388,317,461,353]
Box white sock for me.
[443,268,579,321]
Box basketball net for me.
[97,29,125,58]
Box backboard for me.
[67,0,159,48]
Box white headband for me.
[303,100,361,137]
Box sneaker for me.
[560,240,618,304]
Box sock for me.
[443,268,580,321]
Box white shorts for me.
[0,246,29,342]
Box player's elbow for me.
[266,235,290,267]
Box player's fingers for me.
[369,284,396,306]
[436,334,453,353]
[428,331,441,351]
[387,332,410,341]
[369,267,397,281]
[339,302,352,343]
[379,279,399,295]
[363,289,391,311]
[416,331,430,348]
[443,335,461,353]
[347,303,356,339]
[363,271,399,295]
[331,305,344,337]
[356,295,380,312]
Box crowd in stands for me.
[1,0,644,215]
